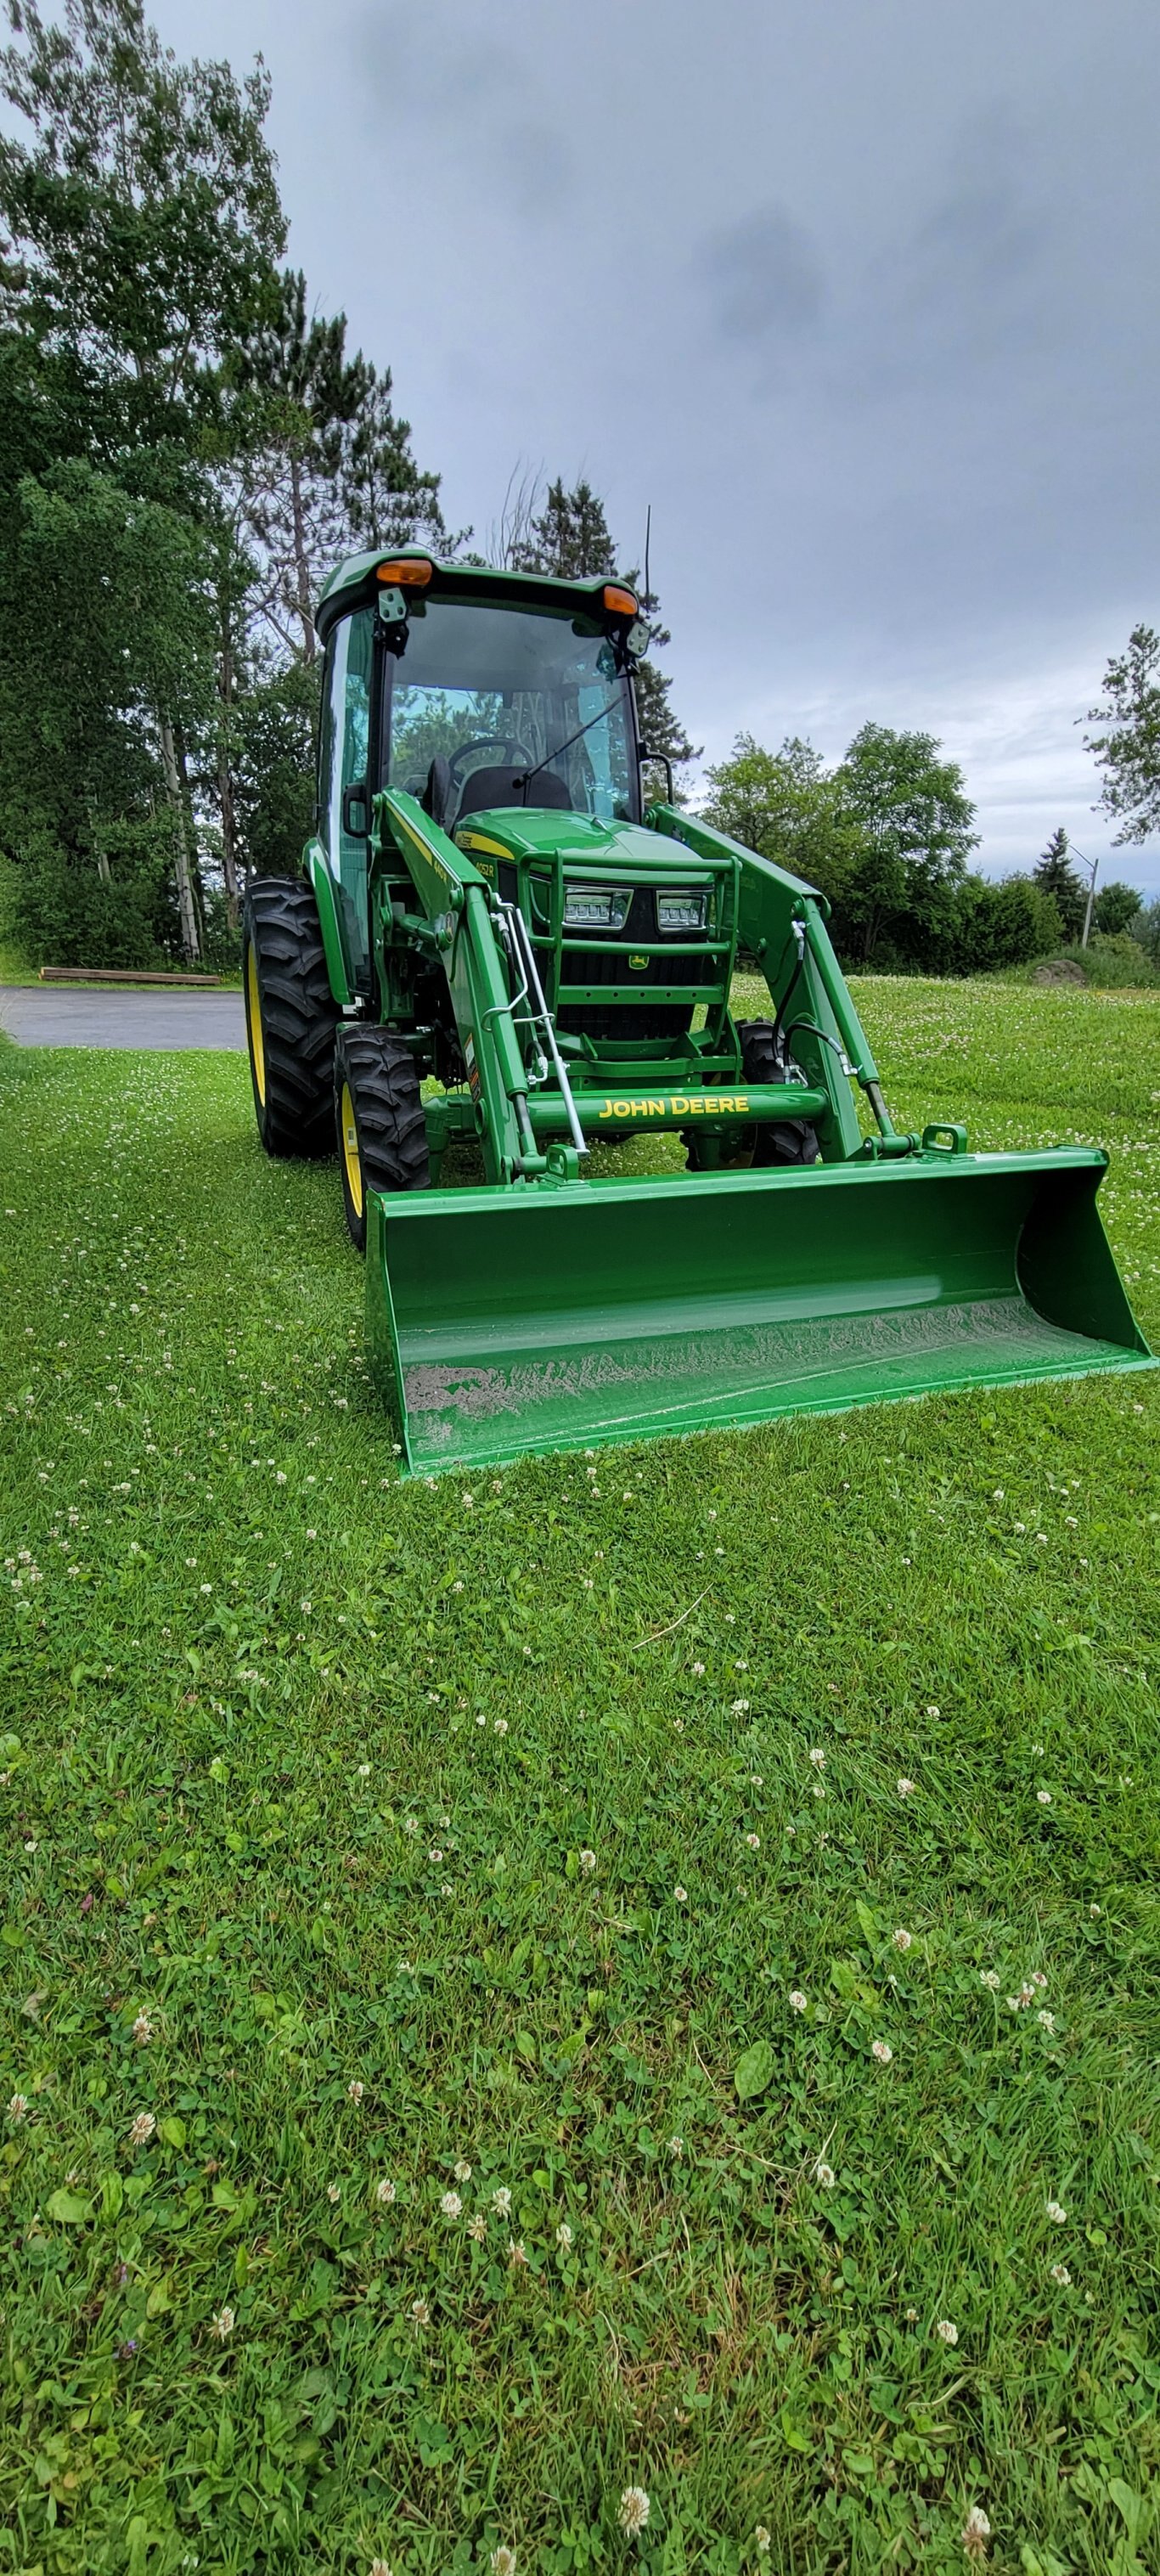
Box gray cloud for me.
[697,206,825,353]
[354,2,574,217]
[144,0,1160,894]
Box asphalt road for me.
[0,985,246,1051]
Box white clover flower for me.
[960,2504,991,2561]
[674,1883,688,1903]
[691,1660,705,1675]
[429,1846,443,1863]
[440,2190,462,2219]
[468,2212,487,2241]
[491,2186,512,2218]
[979,1969,1000,1991]
[410,2297,431,2326]
[744,1831,760,1850]
[493,1717,509,1736]
[871,2039,893,2065]
[897,1777,915,1797]
[893,1928,912,1952]
[812,1778,825,1798]
[1037,2010,1056,2033]
[618,2487,650,2537]
[755,2529,771,2556]
[128,2111,156,2148]
[1037,1790,1052,1806]
[370,2559,393,2576]
[7,2093,28,2123]
[347,2079,364,2103]
[375,2178,397,2206]
[210,2306,235,2340]
[454,2158,472,2182]
[491,2550,517,2576]
[403,1816,418,1835]
[1050,2262,1071,2286]
[327,2184,341,2205]
[1090,1902,1102,1919]
[357,1761,371,1778]
[935,2317,958,2344]
[814,2160,836,2188]
[808,1746,825,1768]
[578,1848,596,1874]
[926,1704,940,1718]
[132,2011,153,2044]
[507,2238,527,2265]
[732,1697,750,1714]
[555,2220,573,2250]
[789,1989,808,2014]
[1045,2199,1067,2224]
[667,2135,684,2158]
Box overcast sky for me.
[156,0,1160,895]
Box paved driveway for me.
[0,985,246,1051]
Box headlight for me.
[564,886,632,929]
[656,890,707,931]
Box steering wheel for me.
[447,736,531,783]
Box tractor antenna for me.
[644,504,652,612]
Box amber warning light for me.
[375,558,433,588]
[602,584,638,617]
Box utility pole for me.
[1073,844,1100,948]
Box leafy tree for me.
[701,733,863,897]
[1134,897,1160,965]
[1092,877,1142,936]
[1033,826,1086,939]
[834,724,977,963]
[1084,624,1160,845]
[0,0,285,957]
[0,0,284,445]
[232,657,320,879]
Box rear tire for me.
[335,1024,430,1252]
[243,878,339,1158]
[685,1018,820,1171]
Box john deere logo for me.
[628,953,649,971]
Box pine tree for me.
[508,474,697,783]
[338,364,446,556]
[1033,826,1086,939]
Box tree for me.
[507,472,696,783]
[1093,878,1142,937]
[834,724,977,962]
[701,733,863,898]
[1084,625,1160,844]
[0,0,286,956]
[1033,826,1086,939]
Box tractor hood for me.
[454,809,710,877]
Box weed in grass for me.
[0,985,1157,2573]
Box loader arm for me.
[647,803,887,1157]
[373,786,543,1185]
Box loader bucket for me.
[365,1147,1154,1476]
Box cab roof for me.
[315,545,632,644]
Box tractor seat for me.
[456,764,572,820]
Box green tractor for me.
[242,547,1152,1473]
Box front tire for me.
[243,878,339,1158]
[335,1025,431,1251]
[685,1019,821,1171]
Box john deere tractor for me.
[242,548,1152,1473]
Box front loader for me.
[242,548,1153,1474]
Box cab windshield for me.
[386,594,637,826]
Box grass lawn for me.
[1,977,1158,2576]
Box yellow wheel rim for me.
[341,1080,363,1219]
[246,945,266,1108]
